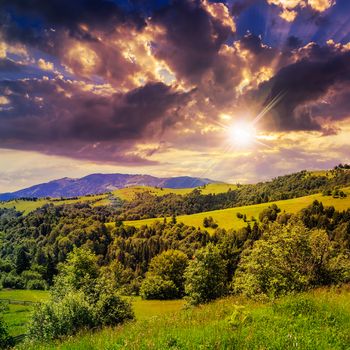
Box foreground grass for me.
[3,304,33,336]
[0,290,50,336]
[17,286,350,350]
[0,290,184,337]
[124,187,350,231]
[129,297,185,320]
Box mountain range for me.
[0,173,216,201]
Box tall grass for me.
[18,286,350,350]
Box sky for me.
[0,0,350,192]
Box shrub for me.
[94,293,134,326]
[140,275,179,300]
[29,247,134,341]
[0,273,25,289]
[0,303,13,349]
[184,243,227,305]
[259,204,281,223]
[26,279,48,290]
[21,270,48,290]
[28,291,94,341]
[233,219,350,299]
[140,250,188,299]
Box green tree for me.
[233,219,350,299]
[140,250,188,299]
[15,246,30,274]
[184,244,227,305]
[53,247,100,300]
[140,275,178,300]
[259,204,281,223]
[29,247,134,341]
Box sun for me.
[227,121,256,147]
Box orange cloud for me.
[267,0,335,21]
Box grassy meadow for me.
[16,286,350,350]
[123,187,350,231]
[0,194,109,215]
[0,171,342,216]
[0,290,49,336]
[0,183,235,214]
[0,290,184,337]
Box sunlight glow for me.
[228,121,256,147]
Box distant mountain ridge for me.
[0,173,217,201]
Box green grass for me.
[0,290,184,337]
[308,170,335,178]
[0,184,235,214]
[17,286,350,350]
[0,290,50,336]
[111,183,236,201]
[3,304,33,336]
[129,297,185,320]
[123,187,350,231]
[0,289,49,302]
[0,194,109,214]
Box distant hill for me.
[0,174,217,201]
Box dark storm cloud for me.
[0,0,147,86]
[286,36,302,49]
[261,45,350,132]
[0,77,190,162]
[152,0,235,82]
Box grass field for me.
[0,290,50,336]
[123,187,350,231]
[0,183,235,214]
[17,285,350,350]
[0,194,109,215]
[110,183,236,201]
[0,289,50,302]
[0,290,184,337]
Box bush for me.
[259,204,281,223]
[26,279,48,290]
[29,247,135,341]
[140,250,188,299]
[203,216,218,229]
[0,303,13,349]
[140,275,179,300]
[233,219,350,299]
[21,270,48,290]
[184,243,227,305]
[94,293,134,326]
[0,273,25,289]
[28,291,94,341]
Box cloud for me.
[267,0,335,21]
[37,58,54,71]
[259,42,350,132]
[152,0,236,83]
[0,77,191,163]
[0,0,349,182]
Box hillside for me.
[1,169,350,348]
[0,173,216,201]
[123,186,350,230]
[0,183,234,215]
[16,286,350,350]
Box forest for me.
[0,168,350,347]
